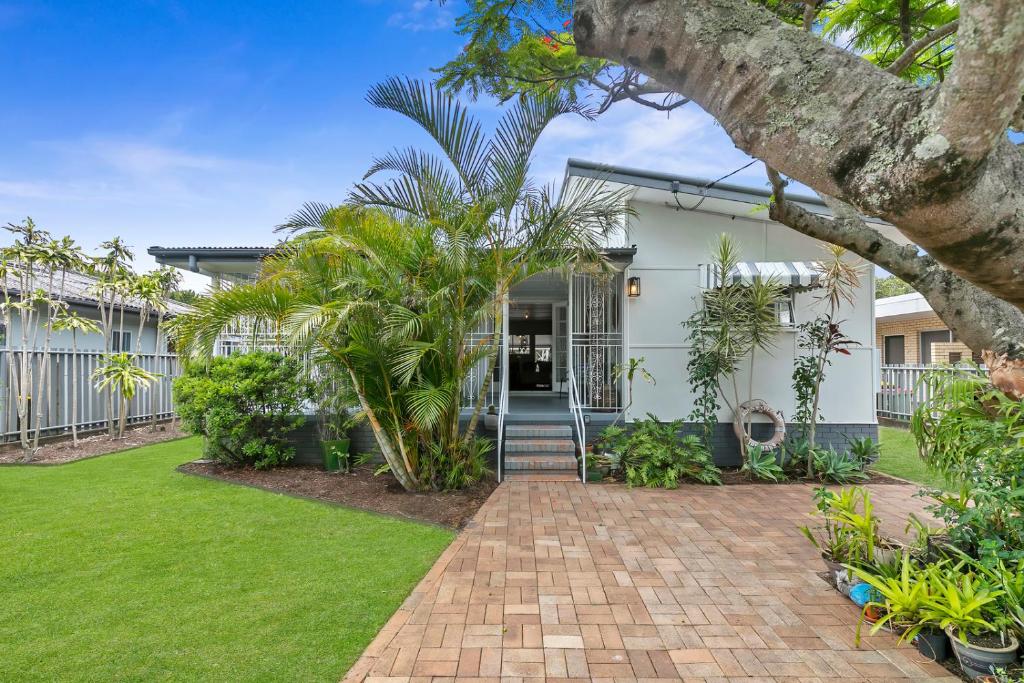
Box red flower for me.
[552,44,561,52]
[542,36,552,44]
[563,19,571,28]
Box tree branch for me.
[766,166,1024,358]
[933,1,1024,163]
[886,19,959,76]
[574,0,1024,309]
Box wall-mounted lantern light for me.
[627,276,641,298]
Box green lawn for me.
[0,438,454,682]
[875,425,950,490]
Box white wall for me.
[624,201,877,425]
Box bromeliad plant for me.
[800,486,895,568]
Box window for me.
[111,331,132,353]
[948,352,962,364]
[776,296,796,327]
[884,335,905,365]
[920,329,952,365]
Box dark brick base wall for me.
[585,421,878,468]
[288,414,877,471]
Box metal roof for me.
[3,270,191,316]
[564,158,828,208]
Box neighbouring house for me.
[875,292,978,366]
[0,270,190,442]
[150,159,885,475]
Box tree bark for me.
[574,0,1024,309]
[766,167,1024,359]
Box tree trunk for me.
[70,331,79,446]
[344,365,421,491]
[765,167,1024,358]
[574,0,1024,309]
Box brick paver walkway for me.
[343,481,958,682]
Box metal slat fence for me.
[0,349,180,443]
[876,363,987,422]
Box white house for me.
[150,159,882,478]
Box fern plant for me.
[621,414,720,488]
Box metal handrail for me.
[496,357,509,483]
[567,366,586,484]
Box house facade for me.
[876,292,977,365]
[151,159,883,478]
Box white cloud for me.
[532,100,766,190]
[386,0,453,32]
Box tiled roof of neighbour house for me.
[3,270,192,317]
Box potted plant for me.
[921,568,1018,679]
[315,369,355,473]
[484,404,498,430]
[849,555,945,658]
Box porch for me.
[462,267,631,482]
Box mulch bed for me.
[0,423,190,465]
[717,468,909,486]
[179,461,497,529]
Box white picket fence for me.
[0,349,180,444]
[876,363,987,422]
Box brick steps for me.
[503,422,579,481]
[503,472,580,481]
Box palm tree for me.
[175,83,628,491]
[90,238,134,437]
[53,311,101,445]
[148,267,181,430]
[343,77,631,439]
[92,352,159,439]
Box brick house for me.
[875,293,977,365]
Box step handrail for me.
[496,354,509,483]
[567,366,586,483]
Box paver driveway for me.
[344,481,959,682]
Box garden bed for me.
[716,467,909,485]
[0,422,189,465]
[179,461,497,529]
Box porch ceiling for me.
[510,270,568,302]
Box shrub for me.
[912,368,1024,563]
[174,351,312,469]
[813,447,868,484]
[621,414,720,488]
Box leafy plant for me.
[850,554,940,646]
[620,414,720,488]
[814,447,868,484]
[682,234,785,468]
[791,245,864,476]
[919,567,1004,641]
[92,352,160,439]
[847,436,881,467]
[800,486,891,567]
[610,356,654,427]
[742,444,786,482]
[173,352,312,469]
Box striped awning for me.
[699,261,821,289]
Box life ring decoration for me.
[733,399,786,452]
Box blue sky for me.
[0,0,765,288]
